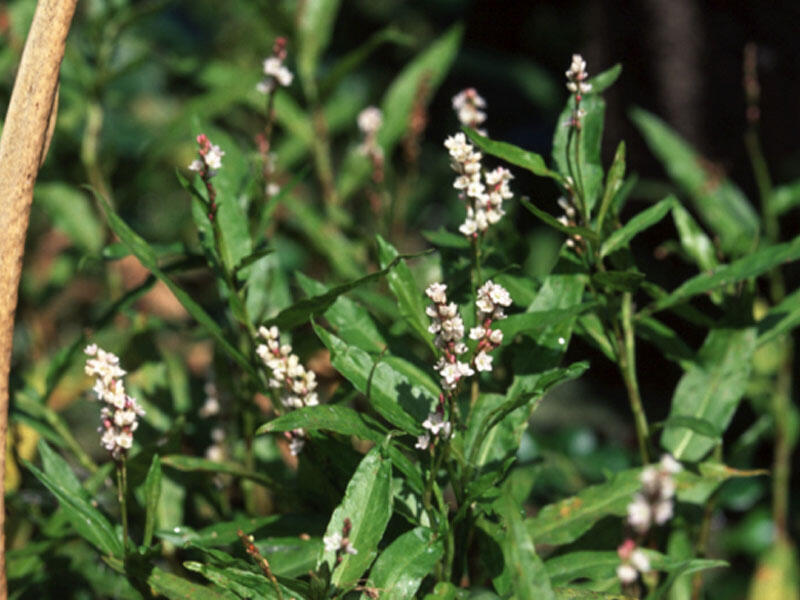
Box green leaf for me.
[545,551,619,586]
[661,327,757,461]
[25,441,122,557]
[319,446,393,588]
[646,556,728,600]
[296,273,387,354]
[156,515,284,547]
[599,196,677,258]
[588,63,622,94]
[746,538,800,600]
[591,270,645,293]
[647,236,800,314]
[553,590,631,600]
[376,235,435,352]
[297,0,342,88]
[257,405,384,441]
[757,287,800,347]
[364,527,443,599]
[631,108,759,255]
[265,249,427,331]
[422,227,471,250]
[184,560,296,599]
[145,566,233,599]
[769,178,800,216]
[35,183,104,253]
[596,141,626,230]
[520,198,598,243]
[659,415,721,440]
[94,191,256,378]
[313,325,428,435]
[160,455,279,489]
[635,316,696,370]
[338,25,463,200]
[499,492,555,600]
[671,204,718,272]
[142,454,162,548]
[464,128,561,181]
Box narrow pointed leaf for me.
[757,287,800,347]
[631,108,759,255]
[319,446,393,587]
[297,0,342,86]
[160,455,279,489]
[520,198,598,243]
[672,204,718,272]
[599,196,677,258]
[464,128,561,181]
[143,454,162,547]
[257,405,384,441]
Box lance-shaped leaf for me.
[520,198,598,243]
[499,492,555,600]
[631,108,759,256]
[314,324,427,435]
[464,128,561,181]
[364,527,443,599]
[160,455,280,490]
[595,140,626,230]
[662,327,757,461]
[769,178,800,216]
[318,446,393,588]
[672,204,718,272]
[647,236,800,314]
[599,196,677,258]
[25,441,123,557]
[422,228,471,250]
[526,461,761,546]
[145,566,234,599]
[95,192,255,377]
[264,248,427,330]
[257,405,384,442]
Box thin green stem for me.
[618,293,649,464]
[116,457,129,553]
[771,339,793,540]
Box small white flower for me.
[475,351,493,372]
[415,434,430,450]
[357,106,383,134]
[617,564,638,585]
[323,532,342,553]
[627,493,652,534]
[188,159,203,172]
[653,499,674,525]
[469,326,485,340]
[660,453,682,475]
[630,549,651,574]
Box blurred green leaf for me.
[95,191,256,378]
[769,178,800,216]
[757,287,800,347]
[145,566,233,599]
[35,183,104,253]
[599,196,677,258]
[596,141,626,229]
[318,446,393,588]
[588,63,622,94]
[364,527,443,599]
[160,455,279,489]
[545,551,619,586]
[25,441,122,557]
[631,108,759,255]
[659,415,721,440]
[297,0,343,89]
[661,327,757,461]
[464,127,561,181]
[422,228,471,250]
[142,454,162,548]
[591,270,645,293]
[635,316,696,370]
[647,236,800,314]
[746,539,800,600]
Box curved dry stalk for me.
[0,0,79,595]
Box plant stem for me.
[618,292,649,464]
[771,340,793,540]
[116,457,129,553]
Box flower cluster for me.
[425,283,473,392]
[257,37,293,94]
[357,106,384,183]
[416,399,452,451]
[616,539,651,585]
[324,518,358,563]
[255,326,320,455]
[444,133,512,237]
[556,194,583,249]
[469,280,511,373]
[452,87,487,134]
[627,454,682,534]
[188,134,225,177]
[565,54,591,128]
[84,344,145,460]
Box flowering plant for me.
[7,4,799,600]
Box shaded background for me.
[3,0,799,597]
